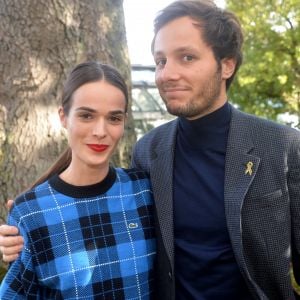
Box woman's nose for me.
[92,119,107,138]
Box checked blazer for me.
[132,104,300,300]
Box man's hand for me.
[5,199,14,210]
[0,199,24,263]
[0,225,24,263]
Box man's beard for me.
[162,66,223,119]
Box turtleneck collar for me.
[177,102,232,150]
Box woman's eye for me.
[109,115,123,123]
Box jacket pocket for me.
[246,189,283,209]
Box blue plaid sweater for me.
[0,167,156,299]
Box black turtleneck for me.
[173,102,252,300]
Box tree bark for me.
[0,0,135,223]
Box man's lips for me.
[162,87,189,93]
[163,87,186,91]
[87,144,109,152]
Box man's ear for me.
[221,58,236,79]
[58,106,67,128]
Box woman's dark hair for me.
[151,0,244,90]
[31,61,128,188]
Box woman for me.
[0,61,156,299]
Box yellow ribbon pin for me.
[245,161,253,175]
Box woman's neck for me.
[59,163,110,186]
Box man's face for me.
[153,16,234,120]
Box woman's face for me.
[59,80,126,172]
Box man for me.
[1,1,300,299]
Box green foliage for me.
[226,0,300,122]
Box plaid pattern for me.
[0,168,156,299]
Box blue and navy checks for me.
[0,167,156,299]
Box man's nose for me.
[156,60,180,82]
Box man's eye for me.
[79,113,93,120]
[155,58,166,66]
[183,55,194,62]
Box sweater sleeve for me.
[0,208,41,299]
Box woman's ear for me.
[58,107,67,128]
[221,58,236,79]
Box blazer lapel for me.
[224,107,260,279]
[150,120,178,271]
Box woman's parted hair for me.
[62,61,128,115]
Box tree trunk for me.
[0,0,135,223]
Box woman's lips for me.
[87,144,109,152]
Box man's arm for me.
[0,225,24,262]
[287,136,300,298]
[0,200,24,262]
[0,213,38,298]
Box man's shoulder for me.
[232,107,300,139]
[136,119,178,145]
[132,119,177,167]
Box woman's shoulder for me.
[114,168,152,192]
[14,180,50,208]
[115,167,149,181]
[113,168,153,204]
